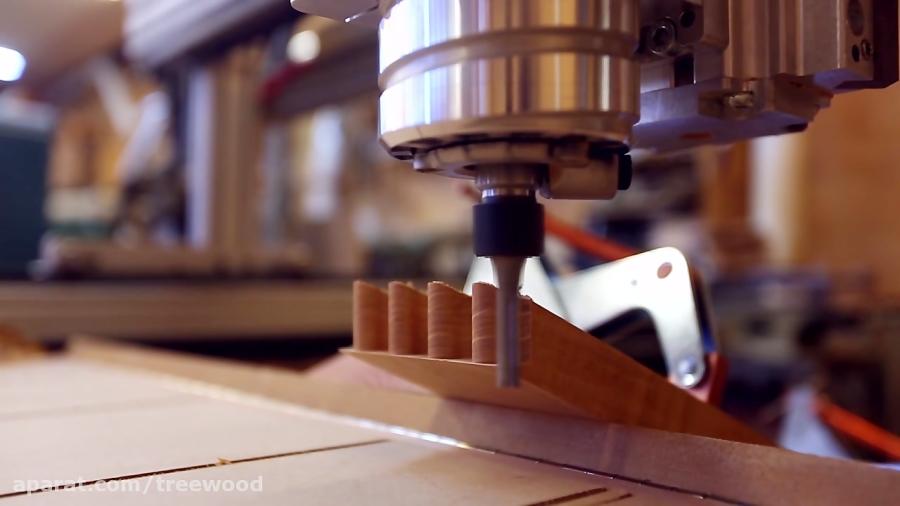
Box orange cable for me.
[544,214,637,262]
[816,395,900,460]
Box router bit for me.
[474,166,544,387]
[491,256,526,387]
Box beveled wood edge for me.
[65,336,900,506]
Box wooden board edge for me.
[64,336,900,506]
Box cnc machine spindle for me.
[474,166,544,387]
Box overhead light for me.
[287,30,321,64]
[0,46,26,82]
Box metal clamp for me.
[467,247,719,394]
[555,247,714,389]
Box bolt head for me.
[677,357,702,387]
[725,92,755,111]
[861,39,874,60]
[647,19,678,57]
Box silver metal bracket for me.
[290,0,380,26]
[465,247,714,390]
[555,247,712,389]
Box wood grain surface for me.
[350,280,770,446]
[68,338,900,506]
[352,281,387,351]
[471,283,532,363]
[0,357,722,505]
[387,282,427,355]
[426,282,472,359]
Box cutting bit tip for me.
[491,256,526,388]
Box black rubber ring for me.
[473,196,544,257]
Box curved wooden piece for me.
[388,282,427,355]
[352,281,387,351]
[471,283,497,364]
[471,283,532,364]
[349,279,771,446]
[427,282,472,359]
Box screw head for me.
[679,8,697,29]
[861,39,874,61]
[725,92,755,111]
[657,262,673,279]
[647,19,678,57]
[677,357,702,387]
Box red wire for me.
[544,214,637,262]
[816,395,900,460]
[258,61,317,108]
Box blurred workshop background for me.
[0,0,898,465]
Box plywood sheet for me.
[69,339,900,506]
[0,358,190,418]
[0,357,726,505]
[0,362,384,495]
[0,439,717,505]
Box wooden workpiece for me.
[3,357,707,505]
[426,282,471,359]
[471,282,497,363]
[352,281,387,351]
[64,338,900,505]
[387,282,427,355]
[348,280,770,446]
[471,283,532,363]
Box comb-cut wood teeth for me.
[353,280,531,363]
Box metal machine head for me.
[292,0,898,386]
